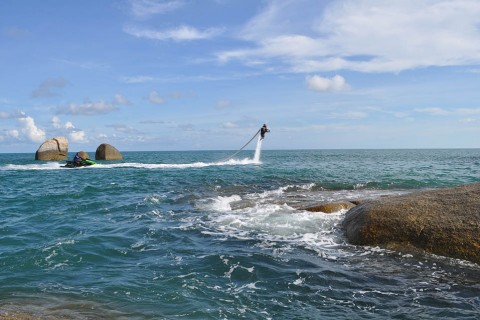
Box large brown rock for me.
[95,143,122,160]
[342,183,480,264]
[35,137,68,160]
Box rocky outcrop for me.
[95,143,122,160]
[76,151,90,159]
[35,137,68,160]
[342,183,480,264]
[304,202,356,213]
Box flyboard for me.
[220,124,270,162]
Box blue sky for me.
[1,0,480,153]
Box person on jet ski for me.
[260,124,270,139]
[73,152,84,166]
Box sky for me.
[1,0,480,153]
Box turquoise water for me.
[1,149,480,319]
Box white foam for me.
[2,162,65,171]
[251,183,315,199]
[196,180,403,259]
[201,192,347,258]
[0,158,259,171]
[196,195,242,212]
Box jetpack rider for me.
[260,124,270,140]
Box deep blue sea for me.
[1,147,480,319]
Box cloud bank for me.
[217,0,480,73]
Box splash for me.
[253,135,263,163]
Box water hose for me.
[218,129,261,162]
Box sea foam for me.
[0,158,260,171]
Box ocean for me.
[1,147,479,319]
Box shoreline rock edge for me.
[342,183,480,264]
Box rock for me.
[95,143,122,160]
[350,200,366,206]
[35,137,68,160]
[304,202,356,213]
[342,183,480,264]
[76,151,90,159]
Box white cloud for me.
[415,107,480,117]
[458,108,480,115]
[218,0,480,73]
[113,94,130,105]
[120,75,156,83]
[217,35,320,64]
[130,0,184,18]
[69,130,86,142]
[330,111,368,119]
[147,91,165,104]
[52,116,76,130]
[306,75,350,92]
[125,25,222,41]
[7,129,19,139]
[459,118,477,123]
[59,101,116,115]
[414,107,451,116]
[64,121,75,129]
[18,116,46,143]
[51,116,62,128]
[222,121,238,128]
[107,124,140,134]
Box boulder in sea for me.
[304,202,356,213]
[342,183,480,264]
[35,136,68,160]
[95,143,122,160]
[76,151,90,159]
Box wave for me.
[0,158,261,171]
[198,193,348,259]
[93,158,260,169]
[2,162,65,171]
[194,182,413,259]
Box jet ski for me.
[61,158,96,168]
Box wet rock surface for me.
[342,183,480,264]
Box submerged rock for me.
[304,202,356,213]
[342,183,480,264]
[35,136,68,160]
[95,143,122,160]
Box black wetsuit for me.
[260,126,269,139]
